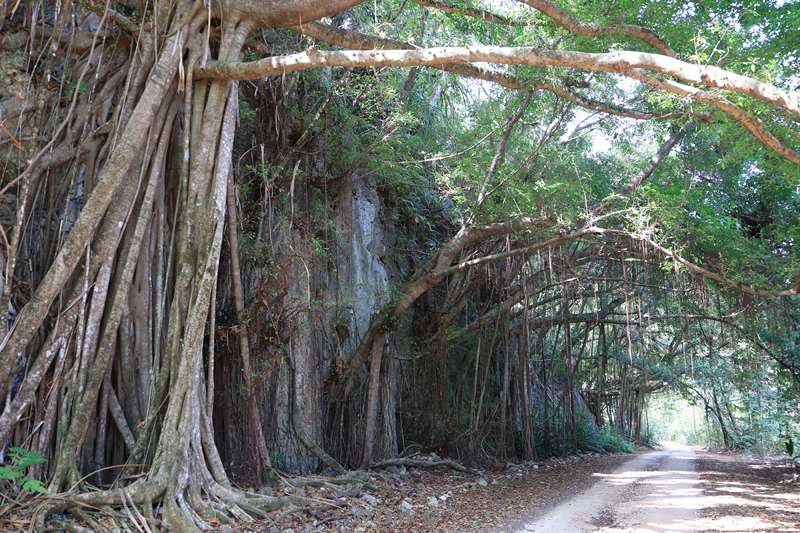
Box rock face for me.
[213,169,401,476]
[347,174,391,345]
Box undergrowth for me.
[578,421,637,454]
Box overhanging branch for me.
[195,45,799,164]
[414,0,530,27]
[517,0,675,56]
[196,46,799,119]
[292,23,691,122]
[435,225,800,298]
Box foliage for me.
[648,394,713,446]
[0,447,48,493]
[577,420,636,454]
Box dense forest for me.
[0,0,799,530]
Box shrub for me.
[577,419,636,454]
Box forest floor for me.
[252,445,800,533]
[4,447,795,531]
[694,450,800,532]
[251,451,635,533]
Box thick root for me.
[30,479,312,531]
[369,457,480,475]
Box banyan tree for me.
[0,0,798,529]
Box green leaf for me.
[9,447,47,468]
[64,80,88,99]
[0,466,21,481]
[20,478,47,493]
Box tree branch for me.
[195,45,799,165]
[197,46,799,120]
[414,0,530,27]
[517,0,675,56]
[433,225,800,298]
[339,216,551,394]
[620,121,690,196]
[626,69,800,165]
[222,0,365,28]
[473,91,532,215]
[601,229,800,298]
[244,24,702,122]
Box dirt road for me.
[516,444,800,533]
[240,445,799,532]
[518,444,700,532]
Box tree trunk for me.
[225,166,276,485]
[361,333,385,468]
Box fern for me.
[0,447,48,494]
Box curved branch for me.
[414,0,529,27]
[627,69,800,165]
[292,23,700,122]
[338,220,798,399]
[601,229,799,298]
[196,45,799,164]
[222,0,364,28]
[517,0,675,56]
[436,225,800,298]
[340,216,551,394]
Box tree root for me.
[299,435,348,475]
[290,470,386,492]
[31,479,316,531]
[369,457,480,475]
[24,466,405,531]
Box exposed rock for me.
[399,499,414,514]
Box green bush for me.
[577,419,636,454]
[638,429,659,448]
[597,426,637,453]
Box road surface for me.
[517,445,702,532]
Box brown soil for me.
[248,452,636,533]
[695,451,800,532]
[250,448,800,533]
[8,448,794,532]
